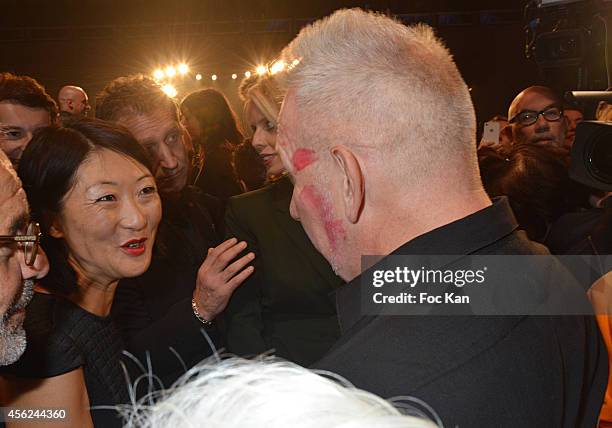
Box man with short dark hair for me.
[0,73,57,168]
[507,85,568,147]
[0,149,48,365]
[96,75,190,197]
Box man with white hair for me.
[276,9,607,427]
[0,148,48,365]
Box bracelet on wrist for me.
[191,298,214,327]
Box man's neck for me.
[346,189,492,281]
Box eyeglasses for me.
[509,106,564,127]
[0,222,41,266]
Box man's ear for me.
[500,124,513,144]
[330,145,364,224]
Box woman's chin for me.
[119,255,154,279]
[267,165,286,179]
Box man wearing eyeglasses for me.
[507,86,568,147]
[0,149,48,366]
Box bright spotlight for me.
[153,68,165,80]
[244,71,252,78]
[195,73,202,81]
[165,66,176,78]
[292,59,300,67]
[270,60,285,74]
[231,73,238,80]
[256,65,267,75]
[211,74,217,81]
[161,83,178,98]
[178,63,189,75]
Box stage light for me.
[292,59,300,67]
[212,74,217,81]
[161,83,178,98]
[244,71,252,78]
[256,65,267,75]
[178,63,189,75]
[232,73,238,80]
[270,60,285,74]
[165,66,176,78]
[153,68,164,80]
[195,73,202,81]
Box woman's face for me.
[181,107,201,141]
[53,148,162,286]
[246,102,285,178]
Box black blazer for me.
[313,198,607,427]
[224,176,344,366]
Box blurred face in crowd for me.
[509,91,567,147]
[245,101,285,178]
[50,149,161,286]
[181,106,201,141]
[0,102,51,168]
[117,107,190,196]
[564,108,583,149]
[0,154,49,365]
[278,90,346,278]
[597,101,612,122]
[58,86,90,117]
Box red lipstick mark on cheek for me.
[292,149,317,172]
[300,185,346,252]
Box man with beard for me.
[57,85,91,122]
[0,148,48,365]
[507,86,568,147]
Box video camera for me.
[567,90,612,190]
[524,0,610,89]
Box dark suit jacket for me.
[113,187,222,388]
[224,176,344,366]
[313,198,607,427]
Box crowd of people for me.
[0,7,611,428]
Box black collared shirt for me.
[337,197,520,333]
[314,197,607,428]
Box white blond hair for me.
[240,73,284,126]
[278,8,479,188]
[121,357,440,428]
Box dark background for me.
[0,0,606,129]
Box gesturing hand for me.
[193,237,255,322]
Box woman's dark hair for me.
[479,143,590,242]
[18,118,153,295]
[180,88,243,148]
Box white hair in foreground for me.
[121,357,440,428]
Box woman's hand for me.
[193,238,255,322]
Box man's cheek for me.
[299,185,346,252]
[292,149,317,172]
